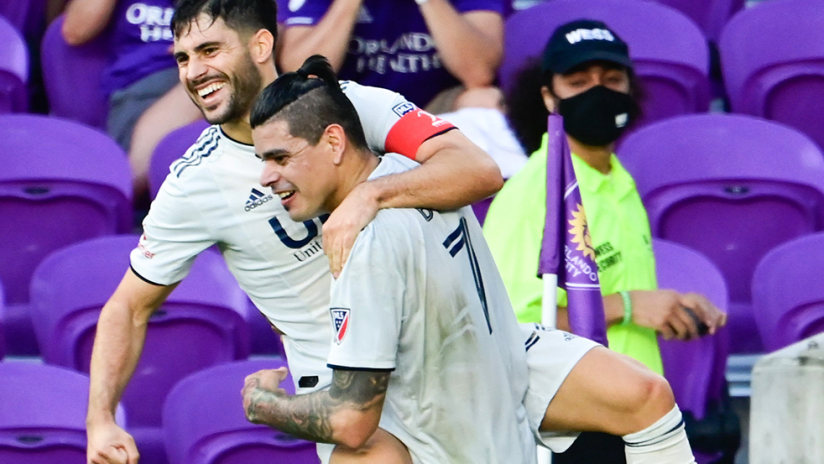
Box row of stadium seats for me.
[0,233,285,464]
[2,107,823,355]
[0,360,319,464]
[2,231,817,464]
[1,0,824,151]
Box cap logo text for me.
[566,28,615,44]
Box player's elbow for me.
[330,409,381,449]
[475,154,504,197]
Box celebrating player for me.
[84,1,503,463]
[245,55,699,464]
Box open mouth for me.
[278,190,296,201]
[197,82,225,100]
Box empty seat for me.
[164,359,319,464]
[149,120,210,199]
[651,0,744,42]
[41,15,110,130]
[619,113,824,353]
[0,15,28,113]
[653,239,735,462]
[0,0,47,41]
[29,235,252,464]
[0,362,125,464]
[0,282,5,360]
[499,0,710,128]
[0,114,132,355]
[752,232,824,352]
[720,0,824,153]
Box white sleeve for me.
[340,80,406,154]
[340,80,456,160]
[326,221,408,370]
[130,174,215,285]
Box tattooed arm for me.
[242,367,391,449]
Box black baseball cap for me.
[541,19,633,75]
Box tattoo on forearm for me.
[245,369,390,444]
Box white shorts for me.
[315,323,600,462]
[520,322,601,453]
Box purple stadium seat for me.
[41,15,111,130]
[0,362,125,464]
[0,15,29,113]
[149,120,210,199]
[654,239,732,463]
[164,359,319,464]
[29,235,252,464]
[752,233,824,352]
[620,113,824,353]
[720,0,824,153]
[0,0,46,40]
[654,239,729,419]
[0,282,5,360]
[650,0,744,42]
[471,197,494,226]
[499,0,709,128]
[0,114,131,356]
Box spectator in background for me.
[276,0,505,110]
[62,0,203,198]
[483,19,727,463]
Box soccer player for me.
[245,55,699,464]
[84,1,502,463]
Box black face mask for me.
[557,85,636,147]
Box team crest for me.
[568,203,596,261]
[330,308,350,345]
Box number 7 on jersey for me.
[443,218,492,334]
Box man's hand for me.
[242,367,290,423]
[322,182,380,278]
[87,421,139,464]
[628,290,726,341]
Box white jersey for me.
[326,155,537,464]
[130,81,455,393]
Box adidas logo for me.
[245,188,274,212]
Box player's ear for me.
[249,29,274,64]
[325,124,346,165]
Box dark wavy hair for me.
[172,0,278,43]
[250,55,368,149]
[505,59,644,155]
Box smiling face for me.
[254,119,339,222]
[173,14,263,125]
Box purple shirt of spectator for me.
[103,0,176,96]
[280,0,505,107]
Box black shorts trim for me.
[130,266,166,287]
[327,364,395,373]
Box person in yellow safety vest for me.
[484,18,727,464]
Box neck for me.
[221,117,253,144]
[567,136,613,175]
[325,149,380,213]
[219,68,279,145]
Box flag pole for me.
[536,114,566,464]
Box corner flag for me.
[538,114,608,346]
